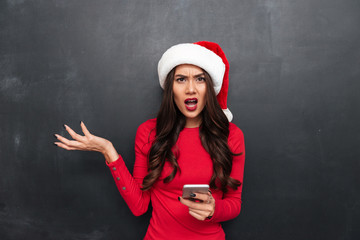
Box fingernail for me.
[80,121,82,125]
[54,134,57,139]
[190,193,196,198]
[178,197,181,201]
[53,142,58,146]
[63,124,66,129]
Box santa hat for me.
[157,41,233,122]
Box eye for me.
[197,77,205,82]
[176,77,185,82]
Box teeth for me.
[185,99,197,104]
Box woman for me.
[54,41,245,239]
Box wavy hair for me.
[141,68,242,193]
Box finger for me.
[54,142,77,151]
[64,124,84,141]
[189,209,206,221]
[179,197,197,208]
[191,192,211,202]
[54,134,82,148]
[54,134,70,143]
[80,121,92,137]
[188,202,214,213]
[189,208,211,218]
[179,197,209,210]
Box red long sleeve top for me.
[106,119,245,240]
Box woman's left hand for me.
[178,191,215,221]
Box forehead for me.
[174,64,204,74]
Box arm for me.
[207,125,245,222]
[54,121,151,216]
[105,123,152,216]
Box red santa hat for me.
[157,41,233,122]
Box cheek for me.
[199,86,207,104]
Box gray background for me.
[1,0,359,239]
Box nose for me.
[185,79,196,94]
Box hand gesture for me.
[54,122,118,163]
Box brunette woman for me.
[54,41,245,240]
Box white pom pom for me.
[223,108,233,122]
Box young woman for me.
[54,41,245,240]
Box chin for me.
[183,111,203,121]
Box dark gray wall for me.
[1,0,359,239]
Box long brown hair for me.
[142,67,242,193]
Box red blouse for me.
[106,119,245,240]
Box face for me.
[173,64,207,128]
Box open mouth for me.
[185,98,198,111]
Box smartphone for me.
[182,184,209,199]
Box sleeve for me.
[205,124,245,223]
[105,122,153,216]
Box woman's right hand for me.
[54,121,119,163]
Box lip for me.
[184,98,198,111]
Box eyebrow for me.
[174,73,205,78]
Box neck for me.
[185,116,202,128]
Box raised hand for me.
[54,121,119,163]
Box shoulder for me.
[229,122,244,139]
[135,118,157,146]
[137,118,157,133]
[228,122,245,151]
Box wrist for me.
[102,141,119,163]
[102,140,113,154]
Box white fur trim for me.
[158,43,225,95]
[223,108,233,122]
